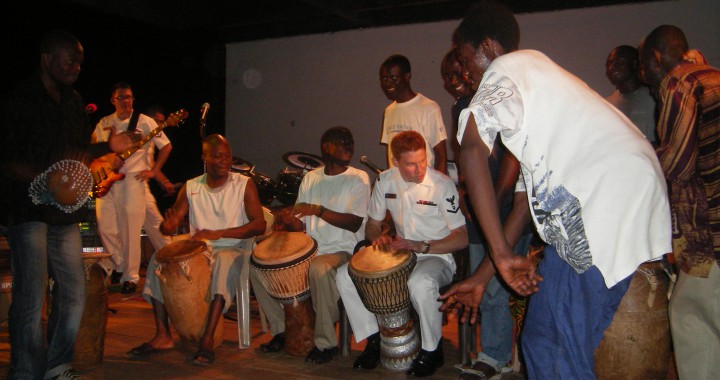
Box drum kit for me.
[231,151,324,206]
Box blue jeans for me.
[8,222,86,380]
[468,230,532,367]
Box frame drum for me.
[348,245,420,371]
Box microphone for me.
[85,103,97,114]
[200,102,210,123]
[360,155,383,175]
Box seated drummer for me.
[126,134,266,366]
[253,126,370,363]
[336,130,468,377]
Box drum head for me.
[252,231,316,266]
[156,240,207,263]
[350,245,412,276]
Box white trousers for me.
[143,183,171,251]
[95,173,146,283]
[336,253,455,351]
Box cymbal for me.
[231,156,254,172]
[282,151,324,170]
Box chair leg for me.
[458,305,470,364]
[258,299,268,333]
[338,301,351,356]
[237,246,252,349]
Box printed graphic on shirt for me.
[445,195,459,214]
[475,83,514,118]
[386,124,411,134]
[531,171,592,273]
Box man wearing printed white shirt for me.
[440,2,672,379]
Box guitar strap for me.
[127,111,140,132]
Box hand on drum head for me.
[161,208,182,235]
[371,235,395,252]
[271,208,302,232]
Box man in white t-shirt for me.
[380,54,448,174]
[253,127,371,364]
[440,2,672,379]
[91,83,172,294]
[337,131,468,377]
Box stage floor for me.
[0,268,526,380]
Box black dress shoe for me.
[259,332,285,353]
[353,332,381,370]
[121,281,137,294]
[407,346,444,377]
[110,271,123,285]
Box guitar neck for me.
[117,122,168,160]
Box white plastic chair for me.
[236,207,273,348]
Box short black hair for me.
[39,29,81,55]
[110,82,132,96]
[321,126,353,146]
[456,0,519,52]
[381,54,412,74]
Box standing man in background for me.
[640,24,720,379]
[605,45,658,144]
[92,83,172,294]
[380,54,448,174]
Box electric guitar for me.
[90,109,188,198]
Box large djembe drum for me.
[154,239,224,351]
[594,261,671,379]
[251,231,317,356]
[348,246,420,371]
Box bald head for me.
[202,134,230,157]
[639,25,689,90]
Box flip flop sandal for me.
[126,343,171,359]
[192,348,215,366]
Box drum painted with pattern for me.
[154,239,224,351]
[594,261,671,379]
[251,231,317,356]
[348,245,420,371]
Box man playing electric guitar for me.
[91,82,173,294]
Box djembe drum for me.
[348,246,420,371]
[154,239,224,351]
[594,261,671,379]
[251,231,317,356]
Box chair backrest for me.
[254,207,274,243]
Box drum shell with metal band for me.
[154,239,224,351]
[348,246,420,371]
[251,231,318,356]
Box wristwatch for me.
[421,240,431,254]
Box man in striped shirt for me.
[640,24,720,379]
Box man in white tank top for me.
[128,134,266,366]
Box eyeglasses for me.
[113,95,134,101]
